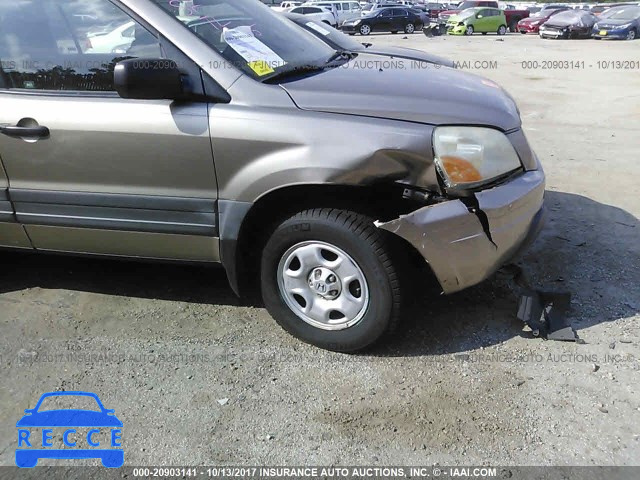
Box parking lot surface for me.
[1,33,639,467]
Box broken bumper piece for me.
[377,170,546,294]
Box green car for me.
[447,7,508,35]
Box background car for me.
[85,20,135,54]
[517,7,569,34]
[289,5,338,25]
[271,1,303,11]
[592,5,640,39]
[341,6,424,34]
[285,12,455,66]
[306,0,362,24]
[539,9,597,38]
[446,7,508,35]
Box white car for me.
[272,1,303,12]
[289,5,338,25]
[85,21,135,54]
[305,1,362,24]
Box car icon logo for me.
[15,391,123,468]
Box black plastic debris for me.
[503,264,577,342]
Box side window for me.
[0,0,161,92]
[336,3,342,11]
[341,3,350,10]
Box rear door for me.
[392,8,409,30]
[0,0,219,261]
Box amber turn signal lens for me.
[440,156,482,184]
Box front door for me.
[0,0,219,261]
[0,154,31,248]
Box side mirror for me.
[114,58,189,100]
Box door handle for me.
[0,125,50,138]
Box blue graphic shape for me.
[16,391,123,468]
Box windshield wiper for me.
[262,64,327,83]
[325,50,356,65]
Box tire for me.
[359,23,371,35]
[482,32,487,35]
[465,25,474,35]
[391,30,398,34]
[627,28,637,40]
[261,209,402,352]
[497,25,507,35]
[404,23,415,34]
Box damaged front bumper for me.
[377,169,546,294]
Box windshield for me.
[551,10,587,21]
[37,395,102,412]
[603,7,640,20]
[288,16,364,51]
[154,0,335,80]
[457,8,477,19]
[532,8,559,17]
[457,2,479,9]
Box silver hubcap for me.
[628,31,635,40]
[406,24,414,33]
[277,241,370,330]
[361,25,370,34]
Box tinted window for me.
[0,0,160,92]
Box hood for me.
[440,9,462,16]
[280,54,521,131]
[16,410,123,427]
[361,45,455,68]
[520,16,546,24]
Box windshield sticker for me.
[247,60,275,77]
[223,26,285,70]
[306,22,331,36]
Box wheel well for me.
[232,184,431,297]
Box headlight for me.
[616,23,633,29]
[432,126,522,189]
[458,21,464,26]
[353,19,362,25]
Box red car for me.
[517,7,569,34]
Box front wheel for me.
[261,209,402,352]
[497,25,507,35]
[359,23,371,35]
[404,23,415,34]
[627,29,637,40]
[465,25,474,35]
